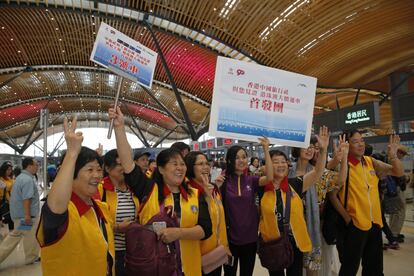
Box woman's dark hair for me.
[103,149,119,177]
[291,135,318,161]
[60,147,103,179]
[152,148,191,201]
[170,142,190,155]
[250,157,259,167]
[225,145,247,176]
[344,129,361,141]
[269,149,288,162]
[185,151,207,180]
[0,161,13,178]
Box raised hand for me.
[316,126,329,151]
[117,218,133,233]
[258,136,270,150]
[108,106,125,128]
[63,117,83,155]
[334,134,349,162]
[214,174,225,188]
[339,134,349,161]
[95,143,103,157]
[201,173,209,185]
[388,133,400,159]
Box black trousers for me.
[381,209,396,242]
[268,236,303,276]
[337,222,383,276]
[224,242,257,276]
[115,250,127,276]
[203,266,222,276]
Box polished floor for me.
[0,206,413,276]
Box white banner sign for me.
[209,56,317,148]
[90,22,157,89]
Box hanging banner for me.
[90,22,157,89]
[209,56,317,148]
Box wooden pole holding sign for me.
[107,77,123,139]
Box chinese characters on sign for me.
[345,109,370,125]
[209,56,317,148]
[90,22,157,89]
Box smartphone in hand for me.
[152,221,167,234]
[18,219,33,231]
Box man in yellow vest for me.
[330,129,404,276]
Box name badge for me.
[191,205,198,214]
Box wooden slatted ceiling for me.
[0,71,208,129]
[0,98,187,134]
[4,0,411,89]
[120,0,414,86]
[0,7,216,102]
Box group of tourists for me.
[0,105,406,276]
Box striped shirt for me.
[114,188,136,251]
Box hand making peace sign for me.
[63,117,83,156]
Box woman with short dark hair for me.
[110,106,212,276]
[36,117,115,275]
[259,126,329,276]
[185,151,230,276]
[95,149,139,276]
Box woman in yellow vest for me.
[36,117,115,276]
[185,151,230,276]
[259,126,329,276]
[0,161,14,230]
[110,106,212,276]
[96,149,140,276]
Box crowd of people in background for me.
[0,108,412,276]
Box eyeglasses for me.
[194,162,210,167]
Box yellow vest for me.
[340,156,382,230]
[139,183,202,276]
[96,177,140,225]
[259,183,312,252]
[188,180,229,255]
[0,177,13,202]
[37,193,115,276]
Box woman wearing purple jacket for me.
[221,138,273,276]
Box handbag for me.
[322,167,349,245]
[125,205,179,276]
[201,192,229,274]
[0,188,9,219]
[257,187,294,272]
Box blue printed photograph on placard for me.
[217,107,306,142]
[93,43,153,87]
